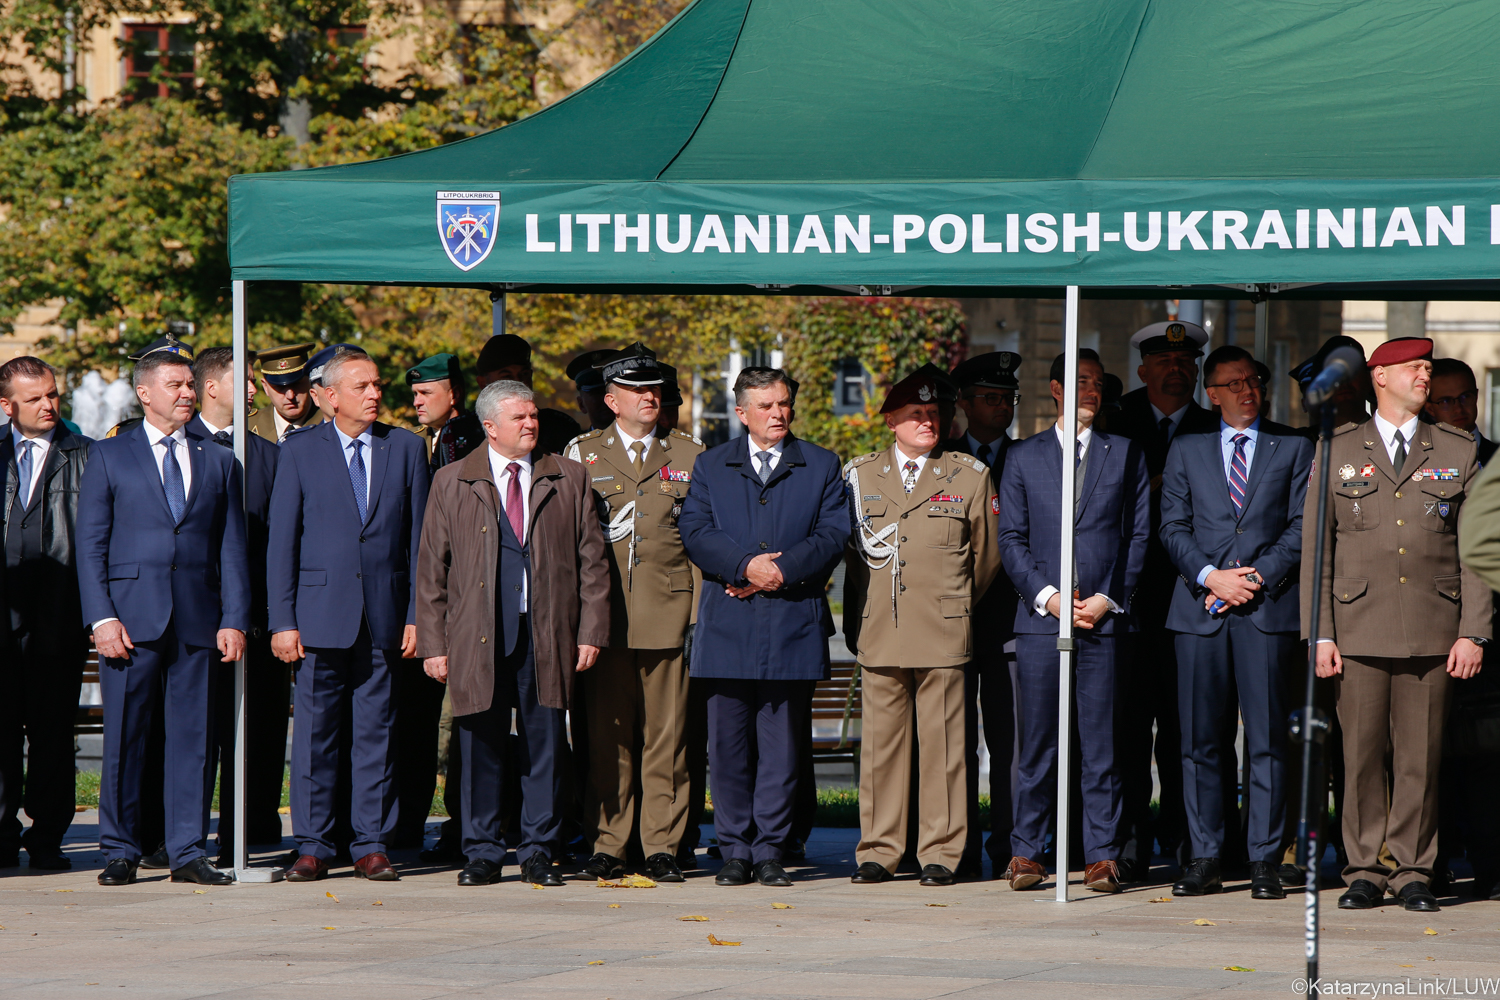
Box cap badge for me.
[917,385,933,402]
[1338,464,1355,480]
[1166,323,1186,342]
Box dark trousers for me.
[212,635,290,854]
[1012,633,1122,864]
[962,653,1017,870]
[682,674,710,855]
[98,625,216,868]
[706,678,813,864]
[1117,623,1185,868]
[291,622,397,861]
[0,640,85,858]
[458,619,567,866]
[391,660,447,848]
[1176,621,1295,864]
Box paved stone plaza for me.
[2,815,1497,999]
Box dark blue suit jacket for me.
[76,420,250,647]
[997,427,1150,636]
[192,415,279,632]
[1159,419,1313,635]
[679,434,849,681]
[267,421,429,649]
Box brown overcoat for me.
[415,445,610,714]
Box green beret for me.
[406,353,462,386]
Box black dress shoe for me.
[1398,882,1440,912]
[920,864,956,886]
[98,858,138,886]
[1116,857,1149,884]
[715,858,752,886]
[676,849,699,871]
[0,852,19,868]
[1172,857,1222,896]
[753,860,791,887]
[851,862,893,884]
[139,846,171,870]
[954,859,983,880]
[1249,861,1286,900]
[419,843,463,866]
[171,857,234,885]
[1337,878,1383,909]
[456,858,504,886]
[1278,863,1305,888]
[646,853,685,882]
[577,852,626,880]
[520,855,564,886]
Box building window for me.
[327,25,367,48]
[833,357,870,415]
[123,24,196,102]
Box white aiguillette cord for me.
[847,465,899,622]
[570,439,640,588]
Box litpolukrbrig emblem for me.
[437,191,501,271]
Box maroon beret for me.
[1367,337,1433,369]
[880,371,942,414]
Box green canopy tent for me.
[222,0,1500,909]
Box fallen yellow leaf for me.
[707,934,741,946]
[596,875,657,888]
[193,890,206,894]
[587,960,605,965]
[679,915,709,921]
[322,927,336,931]
[1224,966,1255,972]
[608,903,620,908]
[532,883,547,889]
[771,902,794,909]
[1399,965,1414,968]
[372,901,383,906]
[1192,919,1217,926]
[1148,896,1172,903]
[54,889,72,893]
[326,891,339,902]
[1424,927,1438,935]
[925,903,947,907]
[277,806,291,814]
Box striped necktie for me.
[1229,433,1250,513]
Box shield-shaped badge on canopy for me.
[436,191,501,271]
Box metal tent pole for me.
[1050,286,1080,903]
[230,280,249,877]
[1254,299,1269,363]
[491,290,506,337]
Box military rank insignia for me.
[660,468,692,482]
[1412,468,1460,482]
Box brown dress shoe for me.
[354,852,400,881]
[1084,859,1122,893]
[1008,856,1046,890]
[285,855,329,882]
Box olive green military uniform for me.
[841,445,1001,874]
[1302,417,1490,891]
[247,405,324,443]
[568,422,704,859]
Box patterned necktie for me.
[1229,433,1250,513]
[505,462,525,541]
[212,429,232,449]
[757,450,774,484]
[348,439,367,523]
[16,439,33,510]
[628,441,642,475]
[1392,428,1407,472]
[902,459,918,493]
[160,437,186,524]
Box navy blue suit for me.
[77,421,249,868]
[267,421,429,861]
[1160,419,1312,863]
[679,434,848,863]
[997,427,1150,864]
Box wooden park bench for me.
[810,660,861,782]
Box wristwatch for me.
[1465,637,1489,647]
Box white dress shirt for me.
[892,443,928,492]
[615,424,654,466]
[749,437,785,478]
[11,425,53,508]
[334,424,374,513]
[1034,423,1120,618]
[1196,418,1262,586]
[1372,411,1421,468]
[489,446,533,612]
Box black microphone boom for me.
[1303,346,1365,408]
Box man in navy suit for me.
[997,348,1150,893]
[77,340,250,886]
[678,367,849,888]
[269,348,430,882]
[1160,346,1313,899]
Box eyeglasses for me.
[964,391,1020,406]
[1205,376,1265,393]
[1429,390,1477,407]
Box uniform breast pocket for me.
[925,511,967,549]
[1419,486,1461,533]
[1335,481,1379,530]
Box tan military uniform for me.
[248,405,323,443]
[567,422,704,859]
[841,444,1001,873]
[1302,416,1490,891]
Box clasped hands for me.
[1202,565,1261,610]
[1044,591,1111,629]
[725,551,783,599]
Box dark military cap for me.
[1290,335,1366,387]
[406,353,463,386]
[659,362,683,407]
[255,341,317,387]
[308,343,368,385]
[128,335,194,363]
[476,334,532,375]
[1102,372,1124,412]
[566,349,615,392]
[1131,320,1208,358]
[911,362,959,402]
[598,341,664,387]
[951,351,1022,391]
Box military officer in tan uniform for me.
[842,369,1000,886]
[567,342,705,883]
[248,343,324,443]
[1304,336,1489,914]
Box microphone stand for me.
[1293,399,1335,996]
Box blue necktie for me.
[160,437,186,524]
[16,439,33,510]
[348,439,368,522]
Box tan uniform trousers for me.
[1336,654,1451,891]
[857,666,967,872]
[584,647,690,859]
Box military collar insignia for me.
[606,437,615,446]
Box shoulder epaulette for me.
[671,428,704,447]
[949,452,977,467]
[842,451,881,476]
[1332,421,1361,437]
[567,429,603,449]
[1432,420,1474,441]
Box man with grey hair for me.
[417,380,610,885]
[268,349,430,882]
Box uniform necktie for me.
[756,450,774,484]
[627,441,641,475]
[1392,428,1407,472]
[902,459,918,493]
[348,439,367,523]
[1229,433,1250,513]
[212,429,232,448]
[16,439,33,510]
[505,462,525,541]
[160,437,186,524]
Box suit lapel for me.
[528,452,561,544]
[181,426,207,516]
[595,423,638,484]
[126,424,175,520]
[363,425,391,523]
[1233,431,1275,520]
[1074,432,1109,518]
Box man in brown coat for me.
[1304,336,1489,913]
[416,380,610,887]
